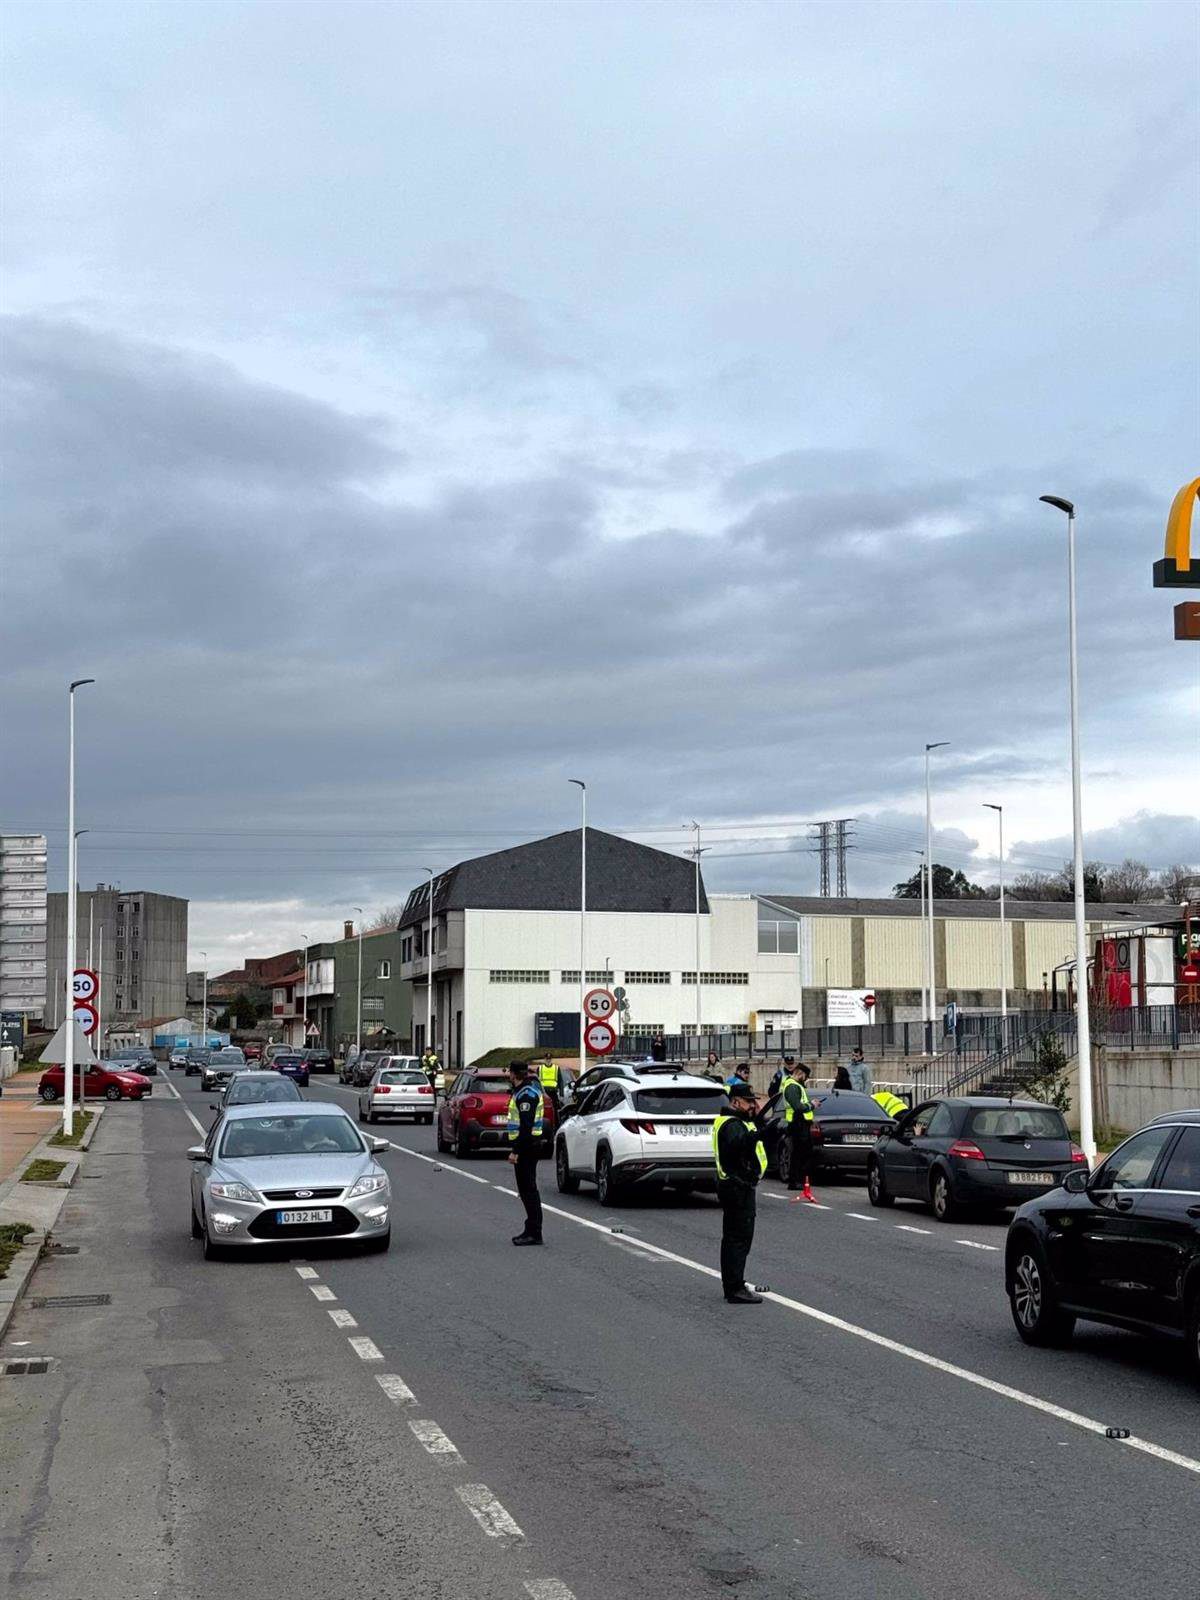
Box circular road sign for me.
[584,1019,616,1056]
[73,999,98,1036]
[72,968,99,1003]
[583,988,617,1023]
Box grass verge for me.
[0,1222,34,1278]
[21,1158,66,1184]
[47,1110,94,1148]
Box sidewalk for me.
[0,1072,57,1186]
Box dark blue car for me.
[271,1052,310,1087]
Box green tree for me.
[892,863,987,899]
[232,991,258,1030]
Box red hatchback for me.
[38,1063,151,1102]
[436,1070,556,1158]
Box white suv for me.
[554,1070,728,1205]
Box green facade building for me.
[332,926,412,1052]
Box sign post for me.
[73,968,100,1116]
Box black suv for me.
[301,1047,336,1074]
[1006,1111,1200,1379]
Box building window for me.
[401,936,413,963]
[681,1022,749,1036]
[757,919,799,954]
[561,970,613,985]
[489,970,550,984]
[681,972,749,986]
[625,1022,665,1036]
[624,970,670,985]
[377,960,391,980]
[132,950,139,962]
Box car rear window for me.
[810,1092,885,1118]
[381,1070,426,1085]
[468,1077,510,1094]
[967,1107,1068,1140]
[275,1054,304,1066]
[632,1087,726,1115]
[228,1080,301,1104]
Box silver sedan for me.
[189,1102,391,1258]
[358,1063,436,1125]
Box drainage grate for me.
[29,1293,110,1309]
[1,1359,51,1376]
[45,1244,80,1255]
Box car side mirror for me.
[370,1137,388,1153]
[1062,1166,1090,1194]
[187,1145,210,1162]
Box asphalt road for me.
[3,1070,1197,1600]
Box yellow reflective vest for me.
[873,1091,909,1119]
[537,1062,560,1092]
[506,1083,545,1141]
[712,1113,768,1182]
[781,1075,814,1124]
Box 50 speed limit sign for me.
[72,968,99,1003]
[583,1019,616,1056]
[583,987,617,1022]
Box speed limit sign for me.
[584,1019,616,1056]
[73,968,98,1003]
[583,988,617,1022]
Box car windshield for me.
[227,1079,301,1104]
[275,1054,304,1064]
[220,1115,363,1158]
[811,1092,887,1118]
[632,1087,726,1115]
[380,1069,426,1085]
[967,1107,1068,1140]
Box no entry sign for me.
[584,1019,616,1056]
[583,988,617,1022]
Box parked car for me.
[340,1048,360,1083]
[557,1062,640,1121]
[212,1070,303,1113]
[759,1088,896,1185]
[262,1042,296,1067]
[358,1062,435,1124]
[105,1047,159,1077]
[200,1047,247,1092]
[184,1049,211,1078]
[1005,1110,1200,1378]
[436,1070,558,1158]
[270,1051,310,1087]
[301,1046,336,1075]
[555,1070,726,1203]
[188,1102,391,1258]
[350,1050,388,1088]
[867,1096,1086,1222]
[39,1062,151,1102]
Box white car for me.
[358,1060,435,1125]
[554,1070,728,1205]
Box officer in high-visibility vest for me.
[781,1060,816,1203]
[536,1058,562,1103]
[873,1089,909,1120]
[712,1082,768,1304]
[420,1047,439,1088]
[506,1060,546,1246]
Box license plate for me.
[841,1134,876,1145]
[491,1114,508,1126]
[1008,1171,1054,1185]
[276,1208,333,1224]
[669,1124,708,1136]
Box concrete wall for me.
[1098,1050,1200,1131]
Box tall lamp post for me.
[420,870,434,1059]
[353,908,364,1057]
[75,829,90,1117]
[300,936,310,1048]
[63,678,94,1136]
[983,803,1008,1029]
[569,780,587,1084]
[688,821,707,1056]
[924,741,949,1048]
[198,951,207,1048]
[912,848,930,1040]
[1039,494,1095,1164]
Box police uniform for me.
[712,1106,767,1302]
[872,1090,909,1120]
[781,1070,815,1192]
[507,1074,546,1245]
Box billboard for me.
[826,989,877,1027]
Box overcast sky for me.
[2,0,1196,974]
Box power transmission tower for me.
[809,818,854,897]
[809,822,832,897]
[835,819,854,897]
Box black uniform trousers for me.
[787,1121,813,1189]
[718,1179,757,1297]
[514,1151,543,1240]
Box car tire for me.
[367,1109,378,1124]
[930,1169,959,1222]
[596,1149,621,1207]
[362,1228,391,1254]
[190,1204,203,1240]
[556,1138,580,1194]
[436,1120,450,1154]
[1187,1290,1200,1385]
[777,1139,792,1187]
[867,1159,895,1208]
[40,1084,59,1102]
[455,1129,472,1159]
[357,1104,367,1123]
[1008,1238,1075,1346]
[105,1085,122,1101]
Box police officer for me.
[781,1059,816,1203]
[506,1060,546,1246]
[872,1088,909,1120]
[712,1082,768,1304]
[420,1046,440,1088]
[535,1057,562,1105]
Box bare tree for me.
[1155,863,1200,903]
[363,903,405,934]
[1102,858,1155,903]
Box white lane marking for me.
[294,1266,319,1280]
[525,1583,578,1600]
[895,1225,932,1236]
[329,1309,357,1329]
[160,1074,206,1136]
[376,1373,416,1404]
[956,1240,1000,1252]
[322,1082,500,1183]
[846,1212,877,1223]
[457,1484,524,1538]
[348,1336,383,1361]
[492,1184,517,1194]
[409,1418,460,1456]
[310,1284,337,1301]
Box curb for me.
[0,1230,48,1342]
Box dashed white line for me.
[409,1418,460,1456]
[525,1582,578,1600]
[846,1212,877,1223]
[160,1074,207,1136]
[348,1336,383,1361]
[328,1309,357,1329]
[310,1284,337,1301]
[956,1239,1000,1252]
[294,1265,319,1280]
[457,1483,524,1538]
[895,1225,932,1235]
[376,1373,416,1404]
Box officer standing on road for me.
[713,1083,768,1304]
[421,1045,440,1088]
[782,1060,816,1203]
[536,1057,562,1106]
[506,1061,546,1246]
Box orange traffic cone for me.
[802,1180,815,1203]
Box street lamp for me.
[198,951,208,1049]
[353,908,364,1057]
[300,935,310,1048]
[75,830,90,1115]
[687,821,708,1057]
[924,741,949,1047]
[63,678,94,1137]
[1040,494,1095,1164]
[420,870,434,1060]
[983,804,1007,1027]
[569,780,587,1084]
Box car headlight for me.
[210,1181,259,1202]
[348,1173,388,1199]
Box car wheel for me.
[596,1149,621,1207]
[105,1085,122,1101]
[1187,1290,1200,1385]
[39,1084,59,1102]
[556,1138,580,1194]
[190,1203,203,1240]
[455,1129,472,1159]
[930,1169,958,1222]
[357,1103,367,1123]
[436,1119,449,1154]
[777,1139,792,1187]
[201,1210,225,1262]
[367,1109,378,1124]
[362,1228,391,1254]
[867,1159,895,1208]
[1008,1239,1075,1346]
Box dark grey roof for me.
[756,894,1182,923]
[400,829,706,927]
